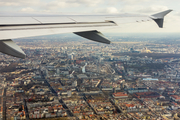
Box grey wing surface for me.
[0,9,172,58]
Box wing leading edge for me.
[0,9,172,58]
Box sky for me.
[0,0,180,33]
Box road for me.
[105,64,115,74]
[41,71,74,117]
[2,88,6,120]
[24,99,29,120]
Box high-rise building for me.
[113,88,116,93]
[56,68,60,75]
[72,80,77,87]
[67,90,72,97]
[82,63,87,73]
[46,69,49,77]
[68,54,73,60]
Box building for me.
[127,88,148,94]
[77,74,88,79]
[143,78,158,81]
[112,92,128,99]
[72,80,77,87]
[68,54,74,60]
[170,95,180,102]
[133,92,160,98]
[82,63,87,73]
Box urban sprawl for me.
[0,34,180,120]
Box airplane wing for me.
[0,9,172,58]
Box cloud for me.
[42,1,79,10]
[94,7,119,14]
[0,0,104,14]
[137,5,169,13]
[41,0,103,11]
[120,5,169,14]
[21,7,35,12]
[0,1,19,6]
[0,0,177,17]
[0,0,103,9]
[71,0,102,6]
[0,0,41,6]
[121,0,150,4]
[175,11,180,16]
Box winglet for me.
[0,40,26,59]
[150,9,172,28]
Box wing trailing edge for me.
[150,9,172,28]
[0,39,26,58]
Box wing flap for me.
[0,39,25,58]
[74,30,110,44]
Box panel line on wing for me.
[67,17,77,23]
[0,22,116,31]
[31,17,43,24]
[0,22,113,26]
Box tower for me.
[113,88,116,93]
